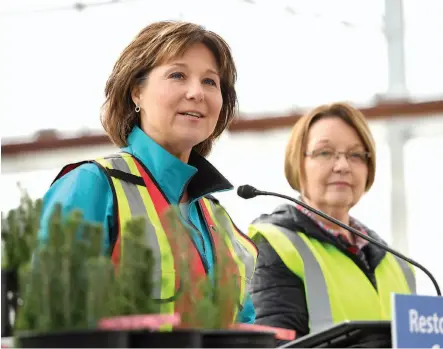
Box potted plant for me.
[15,204,128,348]
[1,187,41,338]
[99,211,201,348]
[10,196,283,348]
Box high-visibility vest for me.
[249,222,416,334]
[54,152,258,326]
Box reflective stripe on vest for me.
[95,154,177,317]
[249,222,415,333]
[93,153,257,323]
[202,199,257,286]
[394,256,416,294]
[201,199,258,319]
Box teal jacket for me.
[38,126,255,324]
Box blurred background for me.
[1,0,442,295]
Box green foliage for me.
[16,204,160,334]
[107,216,157,317]
[13,188,244,335]
[15,204,114,333]
[1,186,41,270]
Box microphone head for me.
[237,185,258,199]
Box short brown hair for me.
[284,102,377,192]
[101,21,238,157]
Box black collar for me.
[187,151,233,200]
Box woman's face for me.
[302,116,369,212]
[133,43,223,158]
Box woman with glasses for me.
[247,102,416,345]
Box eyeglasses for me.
[304,149,371,164]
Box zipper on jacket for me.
[184,209,206,256]
[178,185,209,272]
[198,201,216,266]
[178,211,210,273]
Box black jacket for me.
[249,204,389,345]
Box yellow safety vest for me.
[249,222,415,334]
[56,152,258,326]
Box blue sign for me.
[392,293,443,348]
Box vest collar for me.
[122,126,233,204]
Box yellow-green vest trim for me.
[93,153,258,324]
[249,222,416,333]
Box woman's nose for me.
[185,79,204,102]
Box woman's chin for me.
[174,129,211,148]
[325,193,354,208]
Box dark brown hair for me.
[101,21,238,157]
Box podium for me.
[279,293,443,348]
[279,321,392,348]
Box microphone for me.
[237,184,441,296]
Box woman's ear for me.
[131,85,141,107]
[131,72,148,107]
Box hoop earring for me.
[135,105,140,113]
